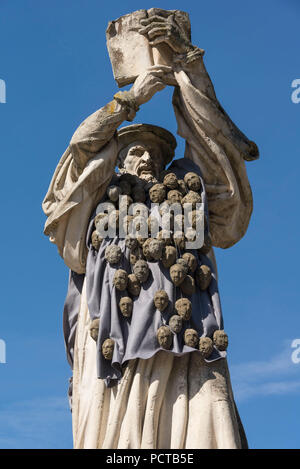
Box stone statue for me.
[43,8,258,449]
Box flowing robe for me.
[43,56,257,449]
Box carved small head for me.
[213,330,228,351]
[195,265,212,291]
[161,245,177,269]
[125,235,138,251]
[102,338,115,360]
[184,328,199,348]
[113,269,128,291]
[182,252,198,273]
[119,296,133,318]
[133,260,149,283]
[163,172,178,190]
[105,245,122,265]
[154,290,169,312]
[184,172,201,191]
[91,231,103,251]
[199,337,213,358]
[157,326,173,350]
[148,239,164,261]
[149,184,166,204]
[176,258,189,275]
[182,191,202,208]
[89,318,100,342]
[170,264,186,286]
[127,273,141,296]
[175,298,192,321]
[169,315,183,334]
[167,189,182,204]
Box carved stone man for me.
[43,8,257,449]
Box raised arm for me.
[43,66,170,273]
[139,14,259,249]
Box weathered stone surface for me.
[182,191,202,208]
[213,330,228,351]
[89,319,100,341]
[176,258,189,274]
[148,239,164,261]
[184,328,199,348]
[167,189,183,204]
[184,172,201,191]
[170,264,186,286]
[163,172,178,190]
[91,231,103,251]
[102,338,115,360]
[161,245,177,268]
[149,184,166,203]
[125,235,138,251]
[113,269,128,291]
[159,201,171,216]
[195,265,212,290]
[95,213,108,232]
[154,290,169,312]
[173,231,185,250]
[175,298,192,321]
[127,273,141,296]
[157,229,172,246]
[133,259,149,283]
[105,245,122,265]
[119,296,133,317]
[108,209,120,229]
[182,252,197,273]
[169,315,183,334]
[177,179,187,195]
[157,326,173,350]
[199,337,213,358]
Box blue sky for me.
[0,0,299,449]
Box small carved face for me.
[125,235,138,251]
[102,338,115,360]
[170,264,186,286]
[167,190,182,204]
[174,214,184,231]
[169,315,183,334]
[195,265,212,291]
[161,245,177,269]
[177,179,187,195]
[184,329,199,348]
[184,172,201,191]
[105,245,122,265]
[149,184,166,204]
[89,319,100,341]
[173,231,185,250]
[91,231,102,251]
[157,230,172,246]
[213,330,228,351]
[94,213,108,232]
[182,253,197,273]
[175,298,192,321]
[133,260,149,283]
[154,290,169,312]
[157,326,173,350]
[127,274,141,296]
[149,239,164,260]
[199,337,213,358]
[182,191,202,208]
[163,173,178,189]
[113,269,128,291]
[119,296,133,318]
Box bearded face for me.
[122,140,165,181]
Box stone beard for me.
[43,7,258,450]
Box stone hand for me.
[139,14,192,55]
[131,65,173,106]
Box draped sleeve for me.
[172,57,259,249]
[42,101,127,273]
